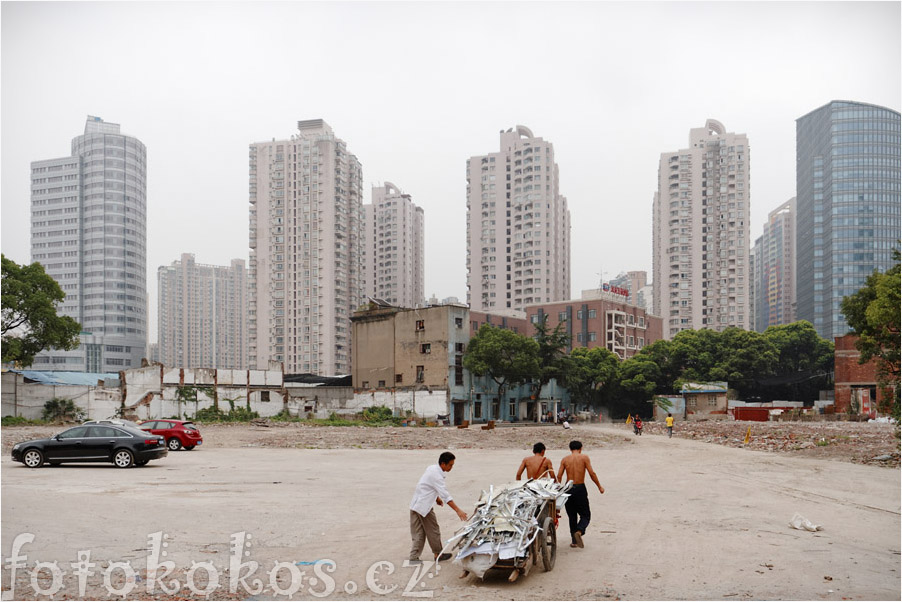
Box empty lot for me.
[2,423,899,600]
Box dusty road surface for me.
[2,423,899,600]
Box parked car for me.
[84,419,143,430]
[139,420,203,451]
[11,424,167,468]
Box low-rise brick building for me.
[834,334,893,416]
[524,288,664,359]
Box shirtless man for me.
[516,442,555,480]
[557,440,604,548]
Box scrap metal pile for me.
[446,478,572,578]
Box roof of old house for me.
[681,381,728,394]
[284,373,352,386]
[11,370,120,386]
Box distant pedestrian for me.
[665,413,674,438]
[409,451,468,563]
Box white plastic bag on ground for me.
[789,513,823,532]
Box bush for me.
[362,405,394,423]
[41,398,84,423]
[1,415,45,426]
[194,404,260,423]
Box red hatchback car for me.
[140,420,203,451]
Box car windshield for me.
[182,422,198,430]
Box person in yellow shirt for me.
[665,413,675,438]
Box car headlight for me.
[12,444,20,451]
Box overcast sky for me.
[2,1,900,342]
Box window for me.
[455,343,465,353]
[261,391,270,402]
[474,401,482,419]
[588,309,597,319]
[455,317,463,328]
[416,366,424,383]
[688,399,697,407]
[415,320,424,331]
[708,395,717,407]
[421,343,431,354]
[509,399,517,419]
[395,374,403,383]
[362,381,369,388]
[558,311,567,321]
[577,310,583,319]
[588,332,597,342]
[378,380,386,388]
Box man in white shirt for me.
[409,451,468,563]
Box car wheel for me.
[113,449,135,468]
[167,438,182,451]
[23,449,44,468]
[184,446,195,451]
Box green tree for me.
[616,355,663,409]
[841,250,901,418]
[2,255,81,367]
[563,346,620,409]
[463,324,539,419]
[715,327,779,397]
[760,321,834,401]
[633,339,678,393]
[528,315,572,419]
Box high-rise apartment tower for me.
[795,100,900,340]
[362,182,425,308]
[158,254,247,369]
[653,119,750,339]
[466,126,571,311]
[30,116,147,371]
[751,198,796,332]
[248,119,363,375]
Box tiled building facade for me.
[466,125,571,312]
[751,198,796,332]
[653,119,750,339]
[248,119,363,375]
[30,116,147,371]
[362,182,425,308]
[157,254,247,369]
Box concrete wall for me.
[1,374,121,421]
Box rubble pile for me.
[447,478,571,578]
[642,420,900,467]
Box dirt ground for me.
[1,422,900,601]
[4,418,897,466]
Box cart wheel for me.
[541,516,556,571]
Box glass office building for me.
[796,100,900,340]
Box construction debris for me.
[446,478,571,579]
[789,513,823,532]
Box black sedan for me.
[11,424,168,468]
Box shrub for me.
[2,415,45,426]
[194,405,259,423]
[362,405,394,423]
[41,398,84,423]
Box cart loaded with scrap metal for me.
[445,478,572,582]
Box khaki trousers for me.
[409,509,442,560]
